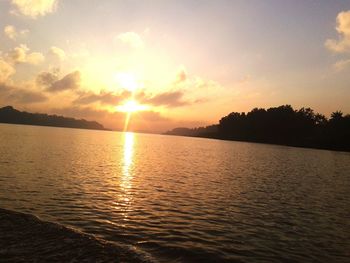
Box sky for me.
[0,0,350,132]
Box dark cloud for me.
[74,90,131,105]
[0,83,47,104]
[47,71,81,92]
[36,71,59,87]
[138,90,190,108]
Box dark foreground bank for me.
[0,208,154,263]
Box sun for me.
[114,72,139,92]
[116,100,149,131]
[116,100,149,113]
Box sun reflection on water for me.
[123,132,134,180]
[119,132,135,215]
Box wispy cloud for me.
[174,66,187,84]
[49,46,66,61]
[6,44,44,65]
[74,90,130,106]
[0,83,47,104]
[333,59,350,71]
[0,58,15,83]
[139,91,190,108]
[10,0,58,19]
[116,32,144,49]
[4,25,29,40]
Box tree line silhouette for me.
[165,105,350,152]
[0,106,106,130]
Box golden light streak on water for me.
[119,132,135,216]
[123,111,132,132]
[122,132,134,179]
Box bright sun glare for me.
[115,72,139,92]
[116,100,149,113]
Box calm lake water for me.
[0,123,349,262]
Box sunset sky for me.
[0,0,350,132]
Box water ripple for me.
[0,124,349,262]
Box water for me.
[0,123,349,262]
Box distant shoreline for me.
[0,121,111,132]
[164,132,350,153]
[1,121,349,153]
[0,106,109,131]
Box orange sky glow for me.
[0,1,350,132]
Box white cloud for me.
[325,10,350,53]
[4,25,16,40]
[4,25,29,40]
[116,32,144,49]
[49,46,66,60]
[11,0,58,19]
[26,52,45,64]
[333,59,350,71]
[6,44,44,65]
[0,58,15,83]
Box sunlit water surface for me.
[0,123,349,262]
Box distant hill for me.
[0,106,107,131]
[164,125,219,138]
[165,105,350,152]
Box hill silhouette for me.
[0,106,107,131]
[165,105,350,152]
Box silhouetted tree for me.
[166,105,350,152]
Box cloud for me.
[51,106,110,120]
[192,77,221,90]
[325,10,350,53]
[4,25,16,40]
[47,71,81,92]
[135,111,168,122]
[175,67,187,84]
[333,59,350,71]
[7,88,47,103]
[50,106,124,131]
[36,70,59,87]
[134,67,222,109]
[49,46,66,60]
[50,105,175,132]
[11,0,58,18]
[116,32,144,48]
[6,44,44,65]
[26,52,44,64]
[74,90,130,105]
[0,83,47,104]
[139,91,190,108]
[0,58,15,83]
[4,25,29,40]
[173,66,222,92]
